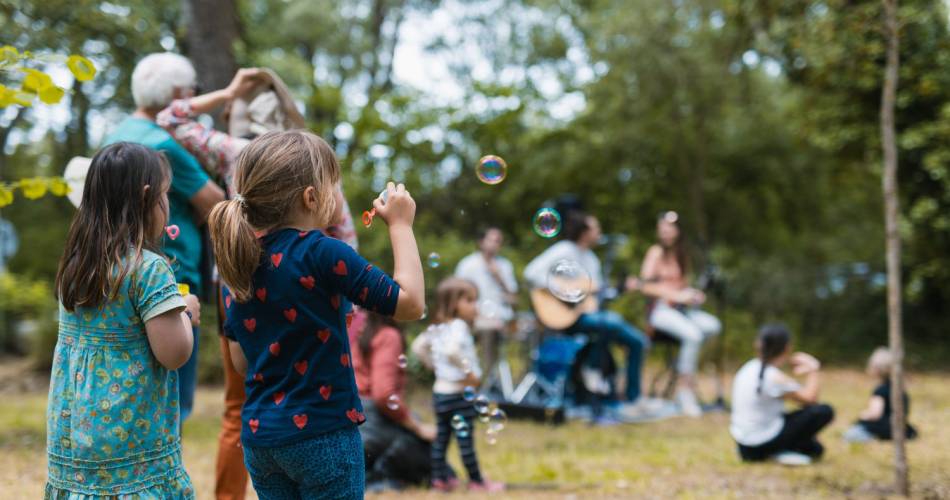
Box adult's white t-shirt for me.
[454,252,518,326]
[730,359,802,446]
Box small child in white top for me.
[411,277,503,492]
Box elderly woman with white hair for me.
[104,52,228,423]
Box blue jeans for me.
[244,427,364,499]
[177,326,199,421]
[568,310,650,402]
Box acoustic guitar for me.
[530,287,598,330]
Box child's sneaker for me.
[468,479,505,492]
[772,451,812,466]
[431,478,457,492]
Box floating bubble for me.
[476,155,507,185]
[533,208,562,238]
[473,395,490,415]
[456,422,470,438]
[478,412,491,424]
[460,357,472,374]
[397,354,408,369]
[486,428,498,445]
[546,259,592,304]
[386,394,401,410]
[478,299,500,319]
[378,189,389,203]
[488,408,508,433]
[463,386,476,402]
[451,414,466,430]
[427,252,441,269]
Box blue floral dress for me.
[45,250,194,499]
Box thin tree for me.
[879,0,909,495]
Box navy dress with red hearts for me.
[222,228,400,448]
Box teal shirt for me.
[105,117,210,293]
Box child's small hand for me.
[791,352,820,375]
[183,294,201,326]
[373,182,416,228]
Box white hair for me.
[131,52,196,109]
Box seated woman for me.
[349,312,453,490]
[730,324,834,466]
[637,211,721,416]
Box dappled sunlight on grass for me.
[1,370,948,498]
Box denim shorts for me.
[243,426,364,500]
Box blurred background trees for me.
[1,0,948,372]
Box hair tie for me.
[233,193,247,208]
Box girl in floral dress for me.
[46,142,200,499]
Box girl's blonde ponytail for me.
[209,198,260,303]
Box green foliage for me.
[0,271,57,364]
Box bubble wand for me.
[361,189,389,228]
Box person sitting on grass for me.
[730,324,834,466]
[843,347,918,443]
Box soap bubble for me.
[533,208,562,238]
[427,252,441,268]
[456,423,470,438]
[486,428,498,445]
[488,408,507,433]
[478,412,491,424]
[397,354,408,369]
[451,414,466,430]
[473,395,490,415]
[386,394,401,410]
[476,155,507,185]
[546,259,592,303]
[378,189,389,203]
[463,386,476,402]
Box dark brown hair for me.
[432,277,478,324]
[208,130,340,302]
[658,212,688,276]
[756,324,791,394]
[55,142,170,311]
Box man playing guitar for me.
[524,210,651,411]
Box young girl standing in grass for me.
[412,277,504,492]
[46,142,200,498]
[209,130,425,499]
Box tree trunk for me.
[880,0,909,495]
[183,0,239,125]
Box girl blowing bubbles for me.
[209,130,425,499]
[412,278,504,492]
[730,324,834,466]
[47,143,200,498]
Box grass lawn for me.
[2,367,948,499]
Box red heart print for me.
[269,342,280,356]
[319,385,331,400]
[225,295,232,308]
[317,329,331,343]
[283,308,297,323]
[243,318,256,333]
[330,295,340,310]
[358,287,368,302]
[299,276,315,290]
[340,353,350,367]
[249,419,259,433]
[346,408,365,423]
[253,230,266,239]
[294,360,308,375]
[332,260,347,276]
[273,391,285,406]
[270,253,283,268]
[293,414,308,429]
[256,288,267,302]
[165,225,180,240]
[298,231,309,238]
[253,373,263,382]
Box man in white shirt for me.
[524,211,650,405]
[455,227,518,370]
